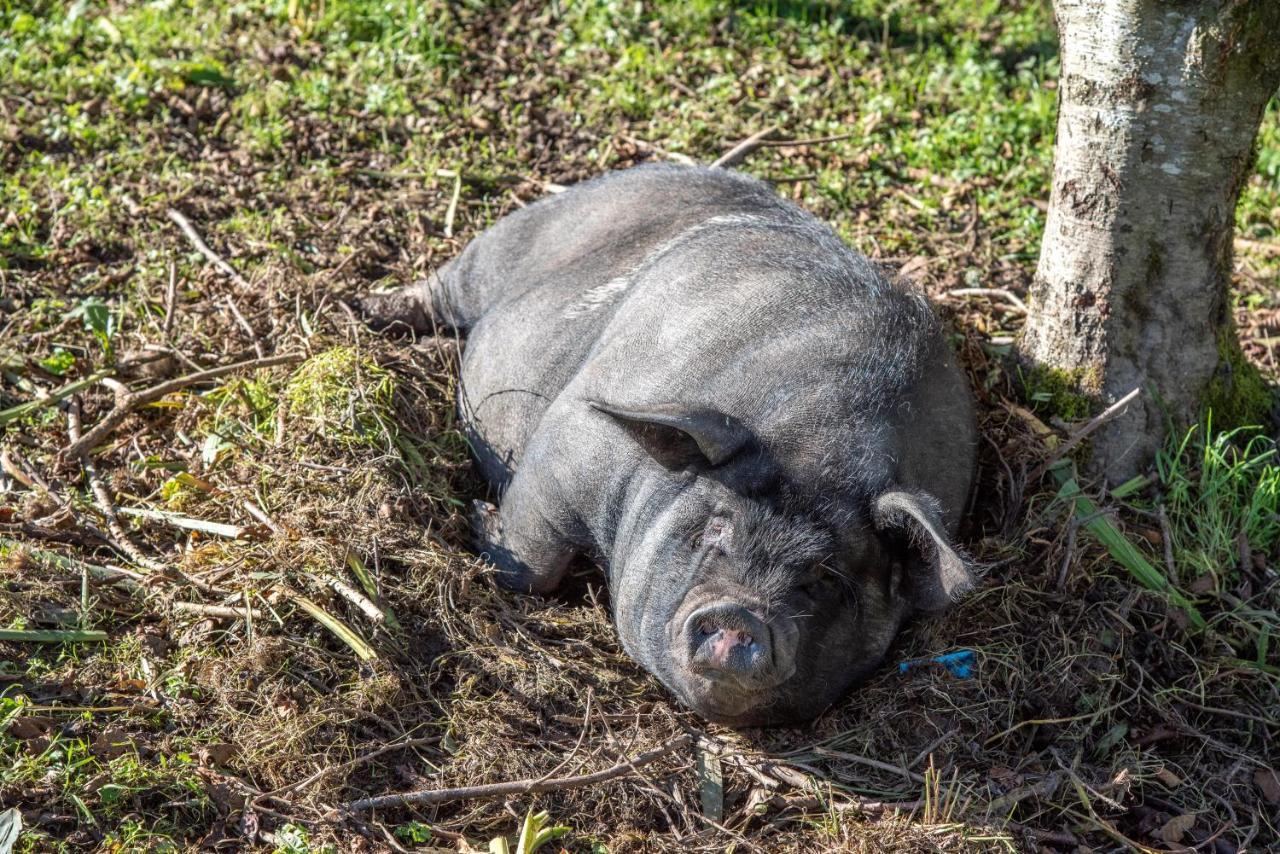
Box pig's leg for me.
[470,468,580,594]
[355,261,474,333]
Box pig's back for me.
[450,165,947,497]
[452,165,801,486]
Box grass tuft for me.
[284,346,397,450]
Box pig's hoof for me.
[470,500,538,592]
[350,288,433,333]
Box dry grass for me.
[3,1,1279,851]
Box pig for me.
[359,164,977,725]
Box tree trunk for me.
[1021,0,1280,481]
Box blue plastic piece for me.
[898,649,976,679]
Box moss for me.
[285,347,396,449]
[1202,330,1275,429]
[1021,363,1095,421]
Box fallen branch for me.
[711,125,780,169]
[166,207,250,289]
[61,353,302,459]
[343,734,692,813]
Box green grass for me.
[3,1,1279,850]
[1158,420,1280,591]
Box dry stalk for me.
[166,207,251,289]
[711,125,780,169]
[343,733,693,813]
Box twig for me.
[909,729,959,769]
[1029,386,1142,483]
[0,369,114,428]
[274,735,442,796]
[242,499,289,537]
[948,287,1027,314]
[117,507,246,539]
[1157,504,1178,581]
[60,353,302,459]
[711,125,780,169]
[0,536,144,590]
[163,260,178,337]
[223,295,265,358]
[441,169,462,238]
[166,207,250,289]
[758,131,857,147]
[811,746,926,784]
[323,573,390,626]
[986,772,1062,814]
[1235,237,1280,257]
[618,134,698,166]
[343,734,692,812]
[68,398,165,574]
[172,601,265,621]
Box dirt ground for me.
[2,1,1279,852]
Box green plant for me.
[1157,418,1280,587]
[65,298,117,358]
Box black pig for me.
[361,164,977,725]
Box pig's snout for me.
[685,602,772,683]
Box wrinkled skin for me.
[361,164,977,726]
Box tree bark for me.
[1022,0,1280,481]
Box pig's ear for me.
[873,490,975,614]
[587,401,752,469]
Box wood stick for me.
[947,287,1028,314]
[172,601,265,620]
[1036,386,1143,478]
[117,507,246,539]
[711,125,780,169]
[323,573,390,626]
[758,131,857,147]
[343,734,692,812]
[163,260,178,337]
[60,353,302,459]
[68,398,165,573]
[166,207,250,289]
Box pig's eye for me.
[802,560,848,593]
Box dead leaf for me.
[8,716,53,741]
[1188,574,1215,595]
[1255,768,1280,804]
[110,678,147,694]
[91,728,136,759]
[198,742,238,766]
[1157,813,1196,844]
[1154,767,1181,788]
[988,766,1024,788]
